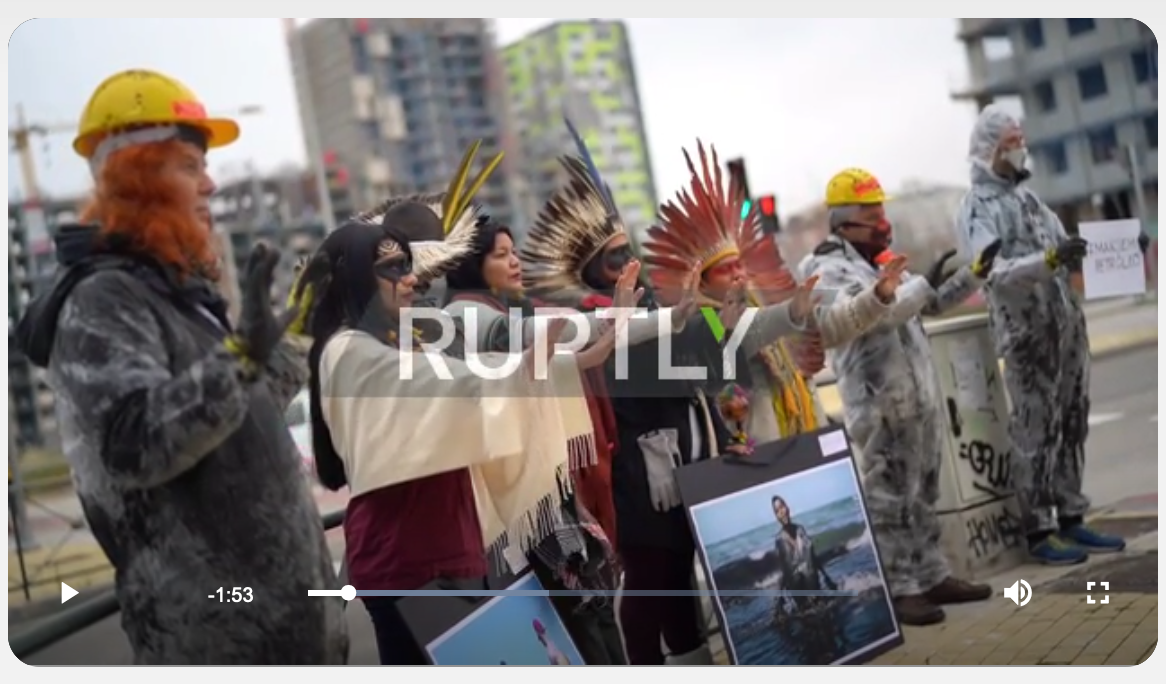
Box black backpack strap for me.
[15,256,137,368]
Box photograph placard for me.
[397,572,586,666]
[676,427,903,665]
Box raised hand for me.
[613,260,645,309]
[227,243,297,373]
[875,254,908,303]
[789,275,822,327]
[611,260,645,335]
[719,281,749,332]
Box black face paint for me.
[374,257,412,283]
[603,244,634,272]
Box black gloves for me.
[1046,236,1089,272]
[925,250,958,290]
[970,240,1003,279]
[1138,232,1151,255]
[225,243,299,375]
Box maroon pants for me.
[618,546,705,665]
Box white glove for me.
[637,428,683,512]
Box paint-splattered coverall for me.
[27,257,348,664]
[800,235,982,597]
[956,110,1091,535]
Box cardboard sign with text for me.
[1078,219,1146,300]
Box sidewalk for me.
[868,502,1158,666]
[816,298,1158,420]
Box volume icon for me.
[1003,579,1032,607]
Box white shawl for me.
[318,329,594,552]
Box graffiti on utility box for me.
[966,501,1023,560]
[957,439,1012,498]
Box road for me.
[1079,345,1157,510]
[12,347,1157,665]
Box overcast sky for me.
[8,17,1007,216]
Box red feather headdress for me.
[644,139,824,375]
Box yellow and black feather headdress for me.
[352,140,504,282]
[519,117,627,306]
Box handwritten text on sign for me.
[1078,219,1146,300]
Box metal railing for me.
[9,509,347,660]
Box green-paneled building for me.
[502,20,658,243]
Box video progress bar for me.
[308,586,859,599]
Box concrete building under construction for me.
[952,18,1157,235]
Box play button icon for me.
[61,582,79,604]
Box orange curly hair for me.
[80,139,218,280]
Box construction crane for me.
[8,102,264,202]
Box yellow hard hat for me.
[825,168,890,207]
[73,69,240,159]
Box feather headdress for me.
[352,140,504,282]
[645,139,825,375]
[642,140,747,307]
[520,117,627,306]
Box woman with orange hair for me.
[14,69,346,664]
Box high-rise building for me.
[952,19,1158,233]
[501,20,658,241]
[210,167,328,319]
[292,18,517,227]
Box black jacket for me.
[603,306,737,552]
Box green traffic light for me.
[740,200,752,220]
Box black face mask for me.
[374,256,413,283]
[603,244,634,272]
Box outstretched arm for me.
[319,329,584,490]
[738,300,804,358]
[810,284,891,349]
[803,255,938,338]
[957,193,1053,290]
[921,266,983,317]
[51,271,252,491]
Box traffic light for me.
[757,194,781,234]
[323,150,354,226]
[726,158,752,219]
